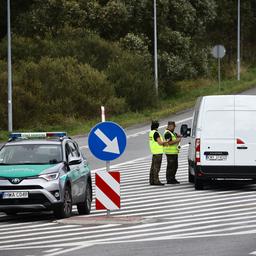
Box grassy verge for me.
[1,67,256,141]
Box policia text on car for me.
[149,121,181,186]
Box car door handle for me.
[237,146,248,149]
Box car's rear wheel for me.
[54,186,72,219]
[77,182,92,215]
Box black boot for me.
[167,179,180,184]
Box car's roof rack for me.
[9,132,68,142]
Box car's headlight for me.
[39,173,59,181]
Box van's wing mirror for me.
[180,124,191,138]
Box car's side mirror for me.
[68,156,82,166]
[180,124,191,138]
[63,161,70,171]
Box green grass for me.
[1,67,256,142]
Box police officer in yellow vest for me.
[164,121,181,184]
[149,120,168,186]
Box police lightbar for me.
[9,132,67,140]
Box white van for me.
[181,95,256,190]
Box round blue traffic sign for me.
[88,121,127,161]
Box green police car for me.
[0,132,92,218]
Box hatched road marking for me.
[0,145,256,256]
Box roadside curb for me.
[55,215,152,225]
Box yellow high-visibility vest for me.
[149,130,163,154]
[164,130,179,154]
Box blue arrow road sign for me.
[88,121,127,161]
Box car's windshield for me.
[0,144,63,165]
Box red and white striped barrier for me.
[95,171,121,210]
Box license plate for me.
[206,155,227,161]
[2,191,29,199]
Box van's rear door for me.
[234,96,256,168]
[200,96,235,168]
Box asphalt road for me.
[1,88,256,256]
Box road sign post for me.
[7,0,13,132]
[211,45,226,92]
[106,161,110,216]
[88,108,127,216]
[101,106,111,216]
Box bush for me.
[107,52,155,111]
[0,57,126,129]
[0,29,123,71]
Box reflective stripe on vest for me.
[149,130,163,154]
[164,130,179,154]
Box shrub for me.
[107,52,155,111]
[0,57,126,129]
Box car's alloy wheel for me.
[54,186,72,219]
[77,182,92,215]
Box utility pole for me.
[153,0,159,97]
[237,0,241,81]
[7,0,13,132]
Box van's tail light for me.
[236,138,245,145]
[195,138,201,165]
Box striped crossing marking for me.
[0,145,256,255]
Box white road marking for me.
[0,222,57,231]
[1,145,256,254]
[250,251,256,255]
[43,244,93,256]
[44,248,62,253]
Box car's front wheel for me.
[54,186,72,219]
[77,182,92,215]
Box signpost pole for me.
[7,0,13,132]
[106,160,111,217]
[211,45,225,92]
[218,57,221,92]
[237,0,241,81]
[101,106,111,216]
[153,0,159,97]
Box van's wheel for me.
[77,182,92,215]
[194,177,204,190]
[54,186,72,219]
[188,165,195,183]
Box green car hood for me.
[0,164,57,178]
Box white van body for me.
[188,95,256,189]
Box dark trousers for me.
[166,154,178,182]
[150,154,163,184]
